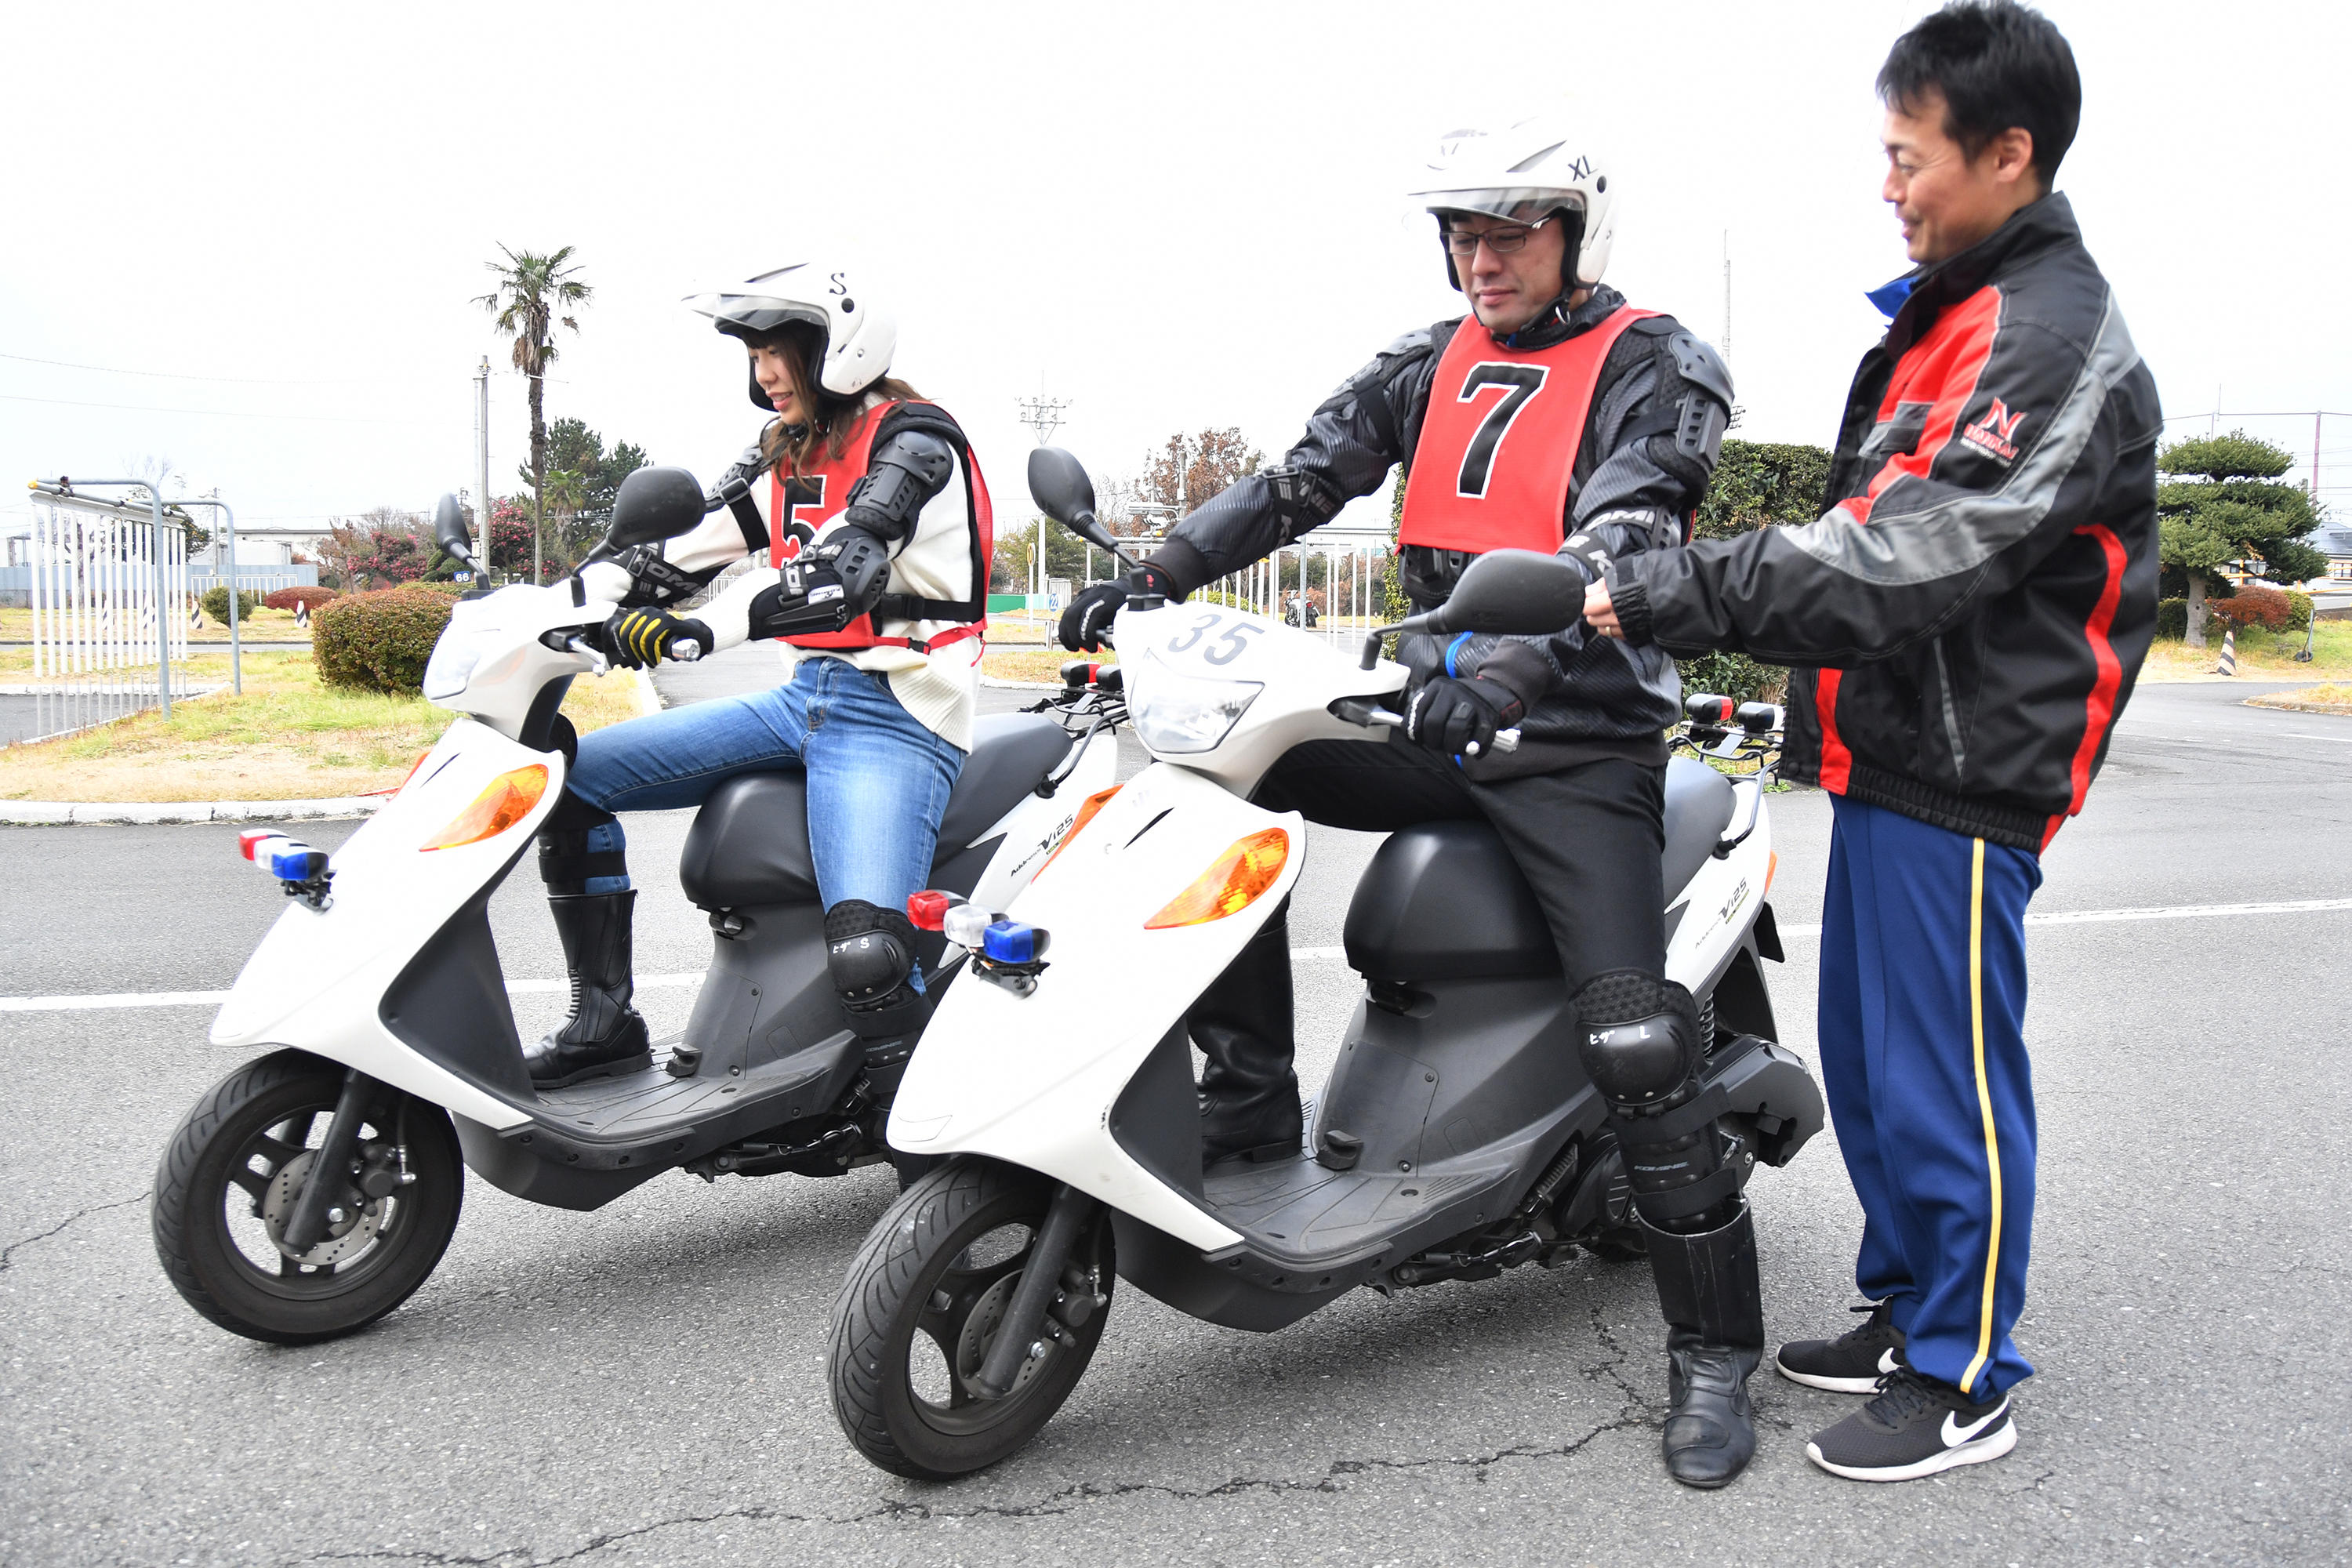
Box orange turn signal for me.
[1765,849,1778,898]
[1145,828,1290,929]
[1038,785,1121,878]
[419,764,549,851]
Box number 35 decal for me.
[1455,363,1549,499]
[1166,612,1262,666]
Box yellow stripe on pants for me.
[1960,837,2004,1396]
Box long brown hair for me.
[751,320,924,476]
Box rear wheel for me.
[829,1157,1113,1479]
[151,1051,464,1345]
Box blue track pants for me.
[1818,796,2042,1398]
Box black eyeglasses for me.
[1442,219,1551,257]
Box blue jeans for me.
[1818,796,2043,1399]
[564,657,965,916]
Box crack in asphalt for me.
[293,1396,1657,1564]
[0,1192,147,1273]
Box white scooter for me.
[824,449,1824,1478]
[151,474,1119,1345]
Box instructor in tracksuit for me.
[1586,0,2160,1483]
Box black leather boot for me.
[1189,903,1302,1163]
[523,890,652,1089]
[1642,1202,1766,1489]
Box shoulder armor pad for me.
[869,426,956,483]
[1664,330,1735,408]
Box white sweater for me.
[663,399,983,753]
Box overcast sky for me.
[5,0,2347,544]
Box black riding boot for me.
[1642,1201,1766,1489]
[523,890,652,1088]
[1189,902,1302,1164]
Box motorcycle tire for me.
[152,1050,463,1345]
[829,1156,1114,1479]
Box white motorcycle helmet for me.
[1406,118,1617,293]
[686,262,898,411]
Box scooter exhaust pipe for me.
[973,1182,1098,1398]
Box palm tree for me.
[476,245,591,583]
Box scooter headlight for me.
[1128,659,1261,755]
[421,641,482,702]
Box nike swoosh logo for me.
[1943,1399,2010,1447]
[1878,1349,1900,1374]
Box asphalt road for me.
[3,670,2348,1566]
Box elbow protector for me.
[826,526,895,619]
[840,429,955,543]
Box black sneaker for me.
[1776,1299,1907,1393]
[1805,1367,2016,1482]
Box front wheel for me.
[151,1051,464,1345]
[829,1157,1114,1479]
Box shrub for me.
[2156,597,2187,639]
[264,585,339,613]
[311,586,456,694]
[2209,584,2295,633]
[1679,650,1788,707]
[2286,589,2314,631]
[199,586,262,626]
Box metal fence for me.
[7,492,193,746]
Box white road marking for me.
[2280,731,2352,744]
[0,972,706,1014]
[6,898,2351,1012]
[1769,896,2352,942]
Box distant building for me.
[2314,522,2352,584]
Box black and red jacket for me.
[1606,194,2161,851]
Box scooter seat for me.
[1342,756,1740,982]
[677,713,1073,910]
[1661,755,1737,901]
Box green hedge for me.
[198,586,262,626]
[311,586,456,694]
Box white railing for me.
[13,492,193,745]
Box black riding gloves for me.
[1058,563,1178,652]
[1406,674,1526,757]
[599,607,713,669]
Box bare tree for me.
[1142,427,1264,515]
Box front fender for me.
[889,763,1299,1252]
[208,719,564,1129]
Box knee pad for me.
[824,900,923,1037]
[1573,970,1702,1110]
[536,793,629,895]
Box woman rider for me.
[524,261,993,1089]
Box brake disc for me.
[953,1271,1046,1397]
[263,1149,384,1268]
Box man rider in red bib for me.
[1060,121,1762,1487]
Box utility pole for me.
[477,357,492,576]
[1721,232,1745,431]
[1016,392,1072,602]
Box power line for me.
[0,349,570,388]
[0,391,437,426]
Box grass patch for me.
[983,646,1095,684]
[2246,682,2352,715]
[2140,619,2352,681]
[0,604,311,644]
[0,650,644,801]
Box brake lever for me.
[562,635,611,675]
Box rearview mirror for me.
[608,466,706,548]
[1026,447,1121,554]
[433,494,474,563]
[1426,549,1586,637]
